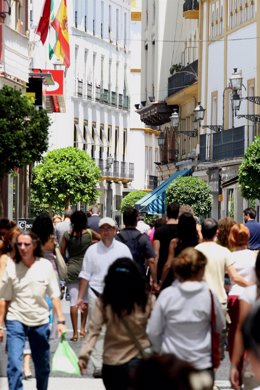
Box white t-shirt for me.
[79,239,133,297]
[229,249,256,296]
[0,257,61,326]
[195,242,234,305]
[147,280,225,370]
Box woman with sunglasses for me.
[0,231,66,390]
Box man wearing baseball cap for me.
[77,216,132,377]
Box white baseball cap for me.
[99,217,116,228]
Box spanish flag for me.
[51,0,70,68]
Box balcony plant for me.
[169,63,184,75]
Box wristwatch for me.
[57,320,66,324]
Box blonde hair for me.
[228,223,250,249]
[173,247,207,281]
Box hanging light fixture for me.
[231,90,241,113]
[194,102,206,122]
[157,131,165,147]
[170,109,180,129]
[230,68,243,91]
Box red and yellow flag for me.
[51,0,70,68]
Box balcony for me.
[168,59,198,97]
[123,95,130,110]
[101,89,110,104]
[111,91,117,106]
[1,24,29,84]
[87,82,93,99]
[118,94,123,108]
[95,159,134,181]
[95,85,101,101]
[183,0,199,19]
[199,126,245,162]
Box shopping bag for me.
[52,333,80,375]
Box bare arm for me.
[159,239,177,288]
[0,300,9,342]
[153,239,160,263]
[147,257,158,288]
[77,278,89,311]
[227,265,251,287]
[91,230,101,243]
[52,297,66,337]
[60,235,67,257]
[230,299,251,389]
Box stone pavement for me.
[0,377,231,390]
[0,377,105,390]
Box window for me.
[84,0,88,31]
[212,95,218,126]
[116,8,119,43]
[75,10,78,28]
[107,126,112,156]
[124,12,127,47]
[74,123,79,148]
[101,1,104,38]
[108,4,112,41]
[123,129,127,161]
[84,123,94,146]
[93,0,96,35]
[114,127,119,159]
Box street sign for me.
[17,219,34,231]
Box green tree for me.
[31,147,101,213]
[166,176,212,217]
[121,190,148,212]
[239,136,260,200]
[0,85,50,214]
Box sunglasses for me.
[16,242,32,247]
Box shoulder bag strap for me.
[121,316,147,359]
[209,289,216,327]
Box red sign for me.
[33,69,64,96]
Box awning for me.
[135,169,192,215]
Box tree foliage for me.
[166,176,212,217]
[0,85,50,178]
[239,136,260,200]
[121,190,148,212]
[31,147,101,213]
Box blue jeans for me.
[6,320,50,390]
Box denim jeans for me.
[6,320,50,390]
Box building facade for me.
[0,0,30,219]
[198,0,259,221]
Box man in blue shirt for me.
[243,207,260,250]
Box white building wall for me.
[30,0,132,221]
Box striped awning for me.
[135,169,192,215]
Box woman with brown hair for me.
[147,247,224,379]
[227,223,257,377]
[0,231,66,390]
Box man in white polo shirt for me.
[77,217,132,377]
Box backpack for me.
[117,230,146,274]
